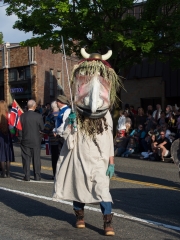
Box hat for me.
[56,95,70,105]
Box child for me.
[114,130,128,156]
[121,138,136,157]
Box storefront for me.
[8,66,32,108]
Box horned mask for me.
[71,48,123,119]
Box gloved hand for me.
[106,164,115,179]
[68,111,77,125]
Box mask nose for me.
[84,75,103,113]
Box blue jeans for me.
[121,149,134,157]
[73,201,112,215]
[116,147,126,156]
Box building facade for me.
[121,59,180,110]
[0,43,78,107]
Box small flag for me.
[9,100,23,130]
[44,134,51,155]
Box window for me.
[50,69,54,96]
[9,69,17,81]
[17,68,24,80]
[0,70,4,82]
[25,67,31,79]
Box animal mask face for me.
[74,72,111,113]
[71,51,123,118]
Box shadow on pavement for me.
[115,170,180,189]
[9,165,53,181]
[0,189,180,239]
[111,187,180,228]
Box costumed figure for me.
[53,47,124,236]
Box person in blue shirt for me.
[53,95,71,138]
[129,124,146,152]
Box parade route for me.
[11,161,180,192]
[0,144,180,239]
[1,185,180,233]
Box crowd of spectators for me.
[115,103,180,161]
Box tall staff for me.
[61,36,77,131]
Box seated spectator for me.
[160,124,171,140]
[130,124,146,152]
[121,138,136,157]
[114,130,128,157]
[140,133,157,160]
[144,110,157,133]
[157,111,166,127]
[152,130,171,161]
[141,128,159,152]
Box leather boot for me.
[74,209,85,228]
[103,213,115,236]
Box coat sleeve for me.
[39,115,44,132]
[105,111,114,157]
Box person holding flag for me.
[0,100,15,178]
[9,99,23,130]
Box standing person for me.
[144,110,157,133]
[124,110,132,134]
[147,105,153,112]
[117,110,126,136]
[53,95,71,138]
[0,100,15,178]
[42,103,51,123]
[157,111,166,127]
[19,100,44,181]
[165,105,172,122]
[134,107,147,128]
[43,101,60,179]
[53,48,124,236]
[153,104,162,122]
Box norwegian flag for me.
[44,134,51,155]
[9,100,23,130]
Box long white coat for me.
[53,111,114,203]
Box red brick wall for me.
[0,45,79,105]
[10,47,29,67]
[35,46,78,105]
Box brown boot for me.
[103,213,115,236]
[74,209,85,228]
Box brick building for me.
[0,42,78,108]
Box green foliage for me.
[0,32,4,44]
[4,0,180,71]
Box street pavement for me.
[0,143,180,239]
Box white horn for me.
[80,48,90,59]
[101,50,112,60]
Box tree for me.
[0,32,4,44]
[4,0,180,72]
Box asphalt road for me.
[0,143,180,240]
